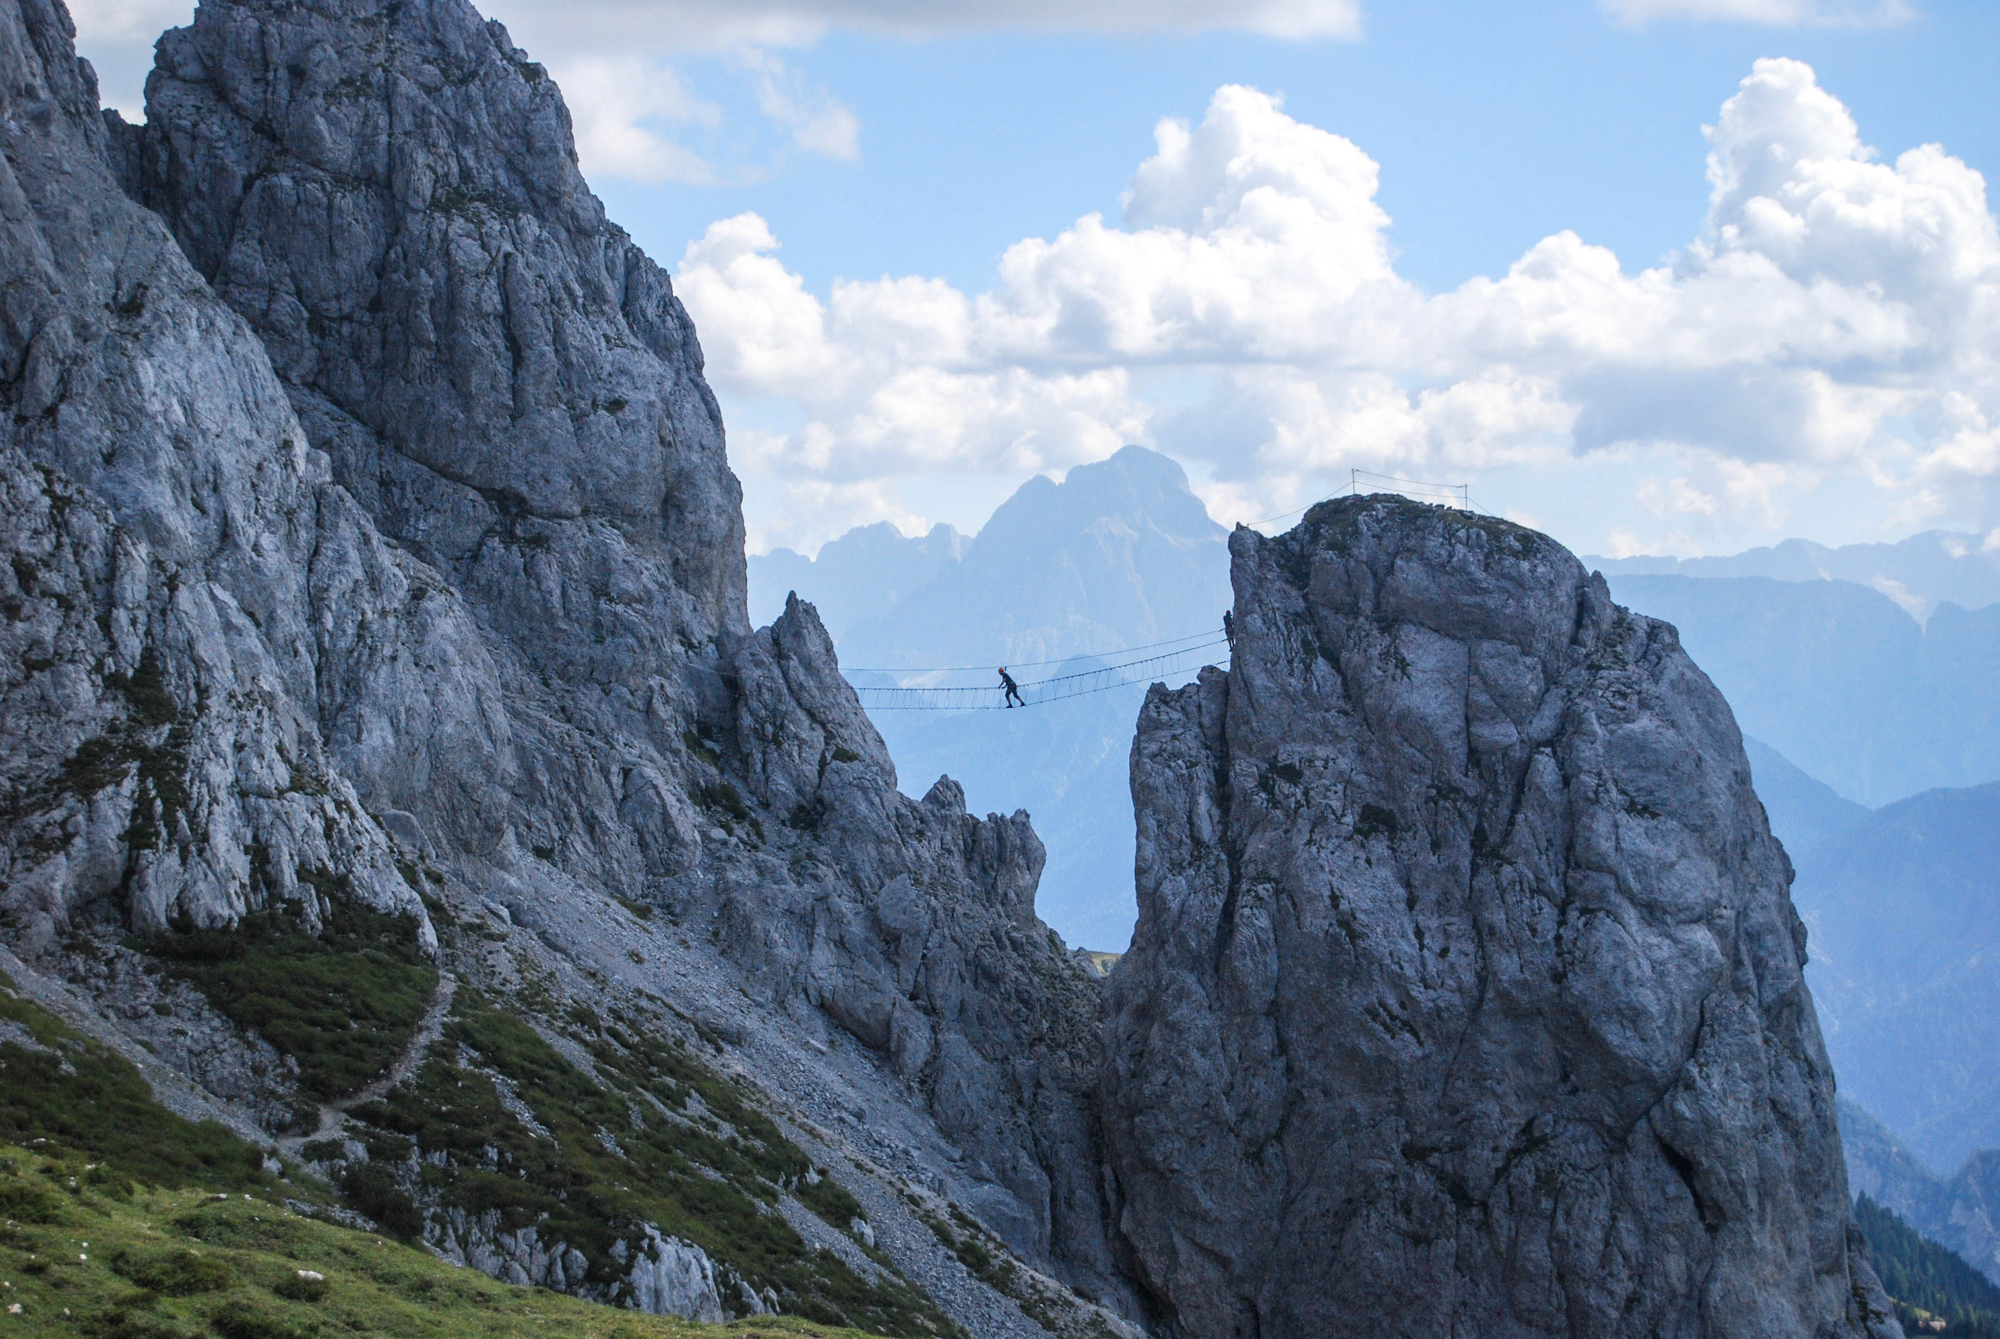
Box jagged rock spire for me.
[1105,496,1902,1339]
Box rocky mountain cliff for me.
[1103,498,1898,1338]
[3,0,1130,1331]
[2,0,1903,1334]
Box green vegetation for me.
[1857,1194,2000,1337]
[0,973,271,1192]
[152,904,438,1102]
[0,1143,880,1338]
[341,991,955,1335]
[3,909,962,1335]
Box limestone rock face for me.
[0,0,429,948]
[122,0,743,622]
[0,0,1120,1312]
[114,0,744,863]
[1105,497,1900,1339]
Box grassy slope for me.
[0,972,273,1195]
[0,1144,867,1338]
[0,972,900,1338]
[0,939,964,1335]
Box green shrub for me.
[0,1174,63,1221]
[80,1306,194,1339]
[338,1164,423,1240]
[158,905,437,1100]
[168,1202,314,1258]
[207,1299,306,1339]
[121,1247,237,1295]
[271,1268,329,1302]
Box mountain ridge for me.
[1587,531,2000,622]
[0,0,1936,1334]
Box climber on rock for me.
[999,667,1025,708]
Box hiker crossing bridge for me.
[836,475,1481,711]
[842,631,1231,711]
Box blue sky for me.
[73,0,2000,560]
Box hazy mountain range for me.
[1844,1099,2000,1289]
[1588,531,2000,624]
[751,446,1230,950]
[749,521,968,638]
[1603,574,2000,807]
[1741,736,1872,858]
[1795,784,2000,1173]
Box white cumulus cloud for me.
[736,47,861,161]
[558,57,726,185]
[677,62,2000,546]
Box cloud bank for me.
[677,61,2000,547]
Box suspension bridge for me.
[838,474,1482,712]
[843,631,1232,711]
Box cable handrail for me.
[831,473,1491,709]
[849,637,1230,711]
[838,626,1224,675]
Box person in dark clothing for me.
[999,667,1025,708]
[1223,610,1236,647]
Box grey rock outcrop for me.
[1,0,429,949]
[1105,497,1898,1338]
[615,1229,731,1323]
[0,0,1121,1319]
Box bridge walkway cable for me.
[838,478,1483,711]
[845,636,1231,711]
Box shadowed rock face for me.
[118,0,744,650]
[1105,497,1900,1339]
